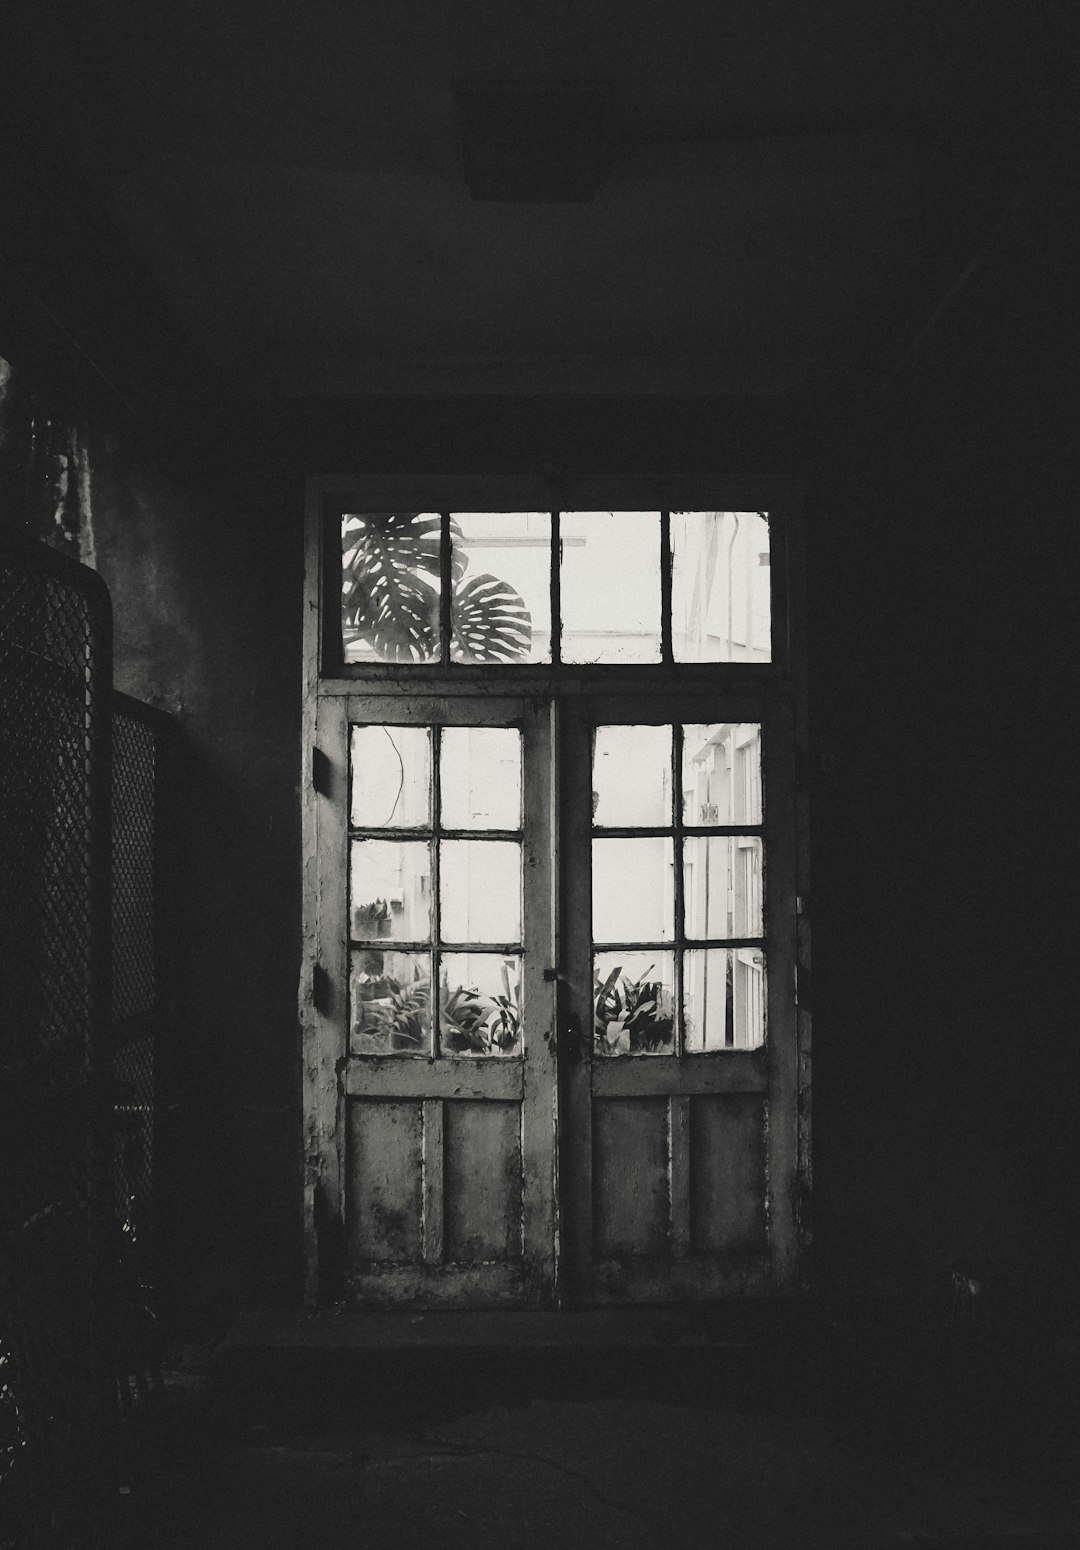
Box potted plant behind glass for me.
[593,965,674,1056]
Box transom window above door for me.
[338,510,772,667]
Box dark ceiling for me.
[4,0,1076,407]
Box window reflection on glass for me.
[592,725,671,828]
[350,725,431,828]
[682,724,762,826]
[341,512,442,664]
[450,514,549,663]
[350,839,431,941]
[440,953,522,1056]
[592,837,673,943]
[593,950,675,1056]
[671,512,771,663]
[684,837,763,938]
[561,512,662,664]
[350,949,431,1055]
[684,947,765,1051]
[440,840,522,943]
[440,727,521,831]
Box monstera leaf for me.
[342,512,534,664]
[451,573,532,664]
[342,512,442,663]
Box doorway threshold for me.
[221,1300,816,1354]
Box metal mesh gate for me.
[1,533,177,1543]
[1,536,116,1546]
[111,693,174,1411]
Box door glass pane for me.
[350,949,431,1054]
[561,511,662,664]
[592,725,671,827]
[450,514,551,664]
[350,839,432,940]
[440,953,522,1056]
[440,840,522,943]
[671,511,771,663]
[594,950,675,1056]
[682,724,762,825]
[440,727,521,830]
[341,512,442,664]
[350,725,431,828]
[684,947,765,1050]
[592,837,673,942]
[684,837,764,938]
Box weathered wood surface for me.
[519,698,557,1303]
[345,1059,524,1101]
[669,1095,691,1257]
[347,1100,423,1265]
[444,1101,522,1263]
[422,1099,444,1265]
[592,1098,670,1259]
[589,1253,775,1302]
[689,1093,767,1254]
[347,1262,526,1309]
[591,1051,768,1097]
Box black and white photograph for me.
[2,3,1077,1544]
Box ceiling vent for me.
[453,79,607,202]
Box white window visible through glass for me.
[350,838,432,941]
[682,724,762,826]
[592,725,671,827]
[439,727,521,830]
[440,839,522,944]
[561,512,662,664]
[339,511,773,668]
[683,947,763,1051]
[350,725,431,828]
[671,512,771,663]
[592,836,674,943]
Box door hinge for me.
[312,746,332,795]
[312,963,332,1014]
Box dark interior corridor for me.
[3,2,1078,1544]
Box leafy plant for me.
[342,512,443,663]
[450,573,532,664]
[594,964,674,1056]
[441,962,521,1055]
[354,963,430,1052]
[342,513,532,665]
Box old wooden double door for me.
[307,687,802,1309]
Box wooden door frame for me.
[301,476,811,1308]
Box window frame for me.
[312,477,797,692]
[301,474,813,1302]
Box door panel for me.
[560,696,798,1303]
[317,695,556,1309]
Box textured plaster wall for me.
[808,190,1078,1311]
[85,445,305,1315]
